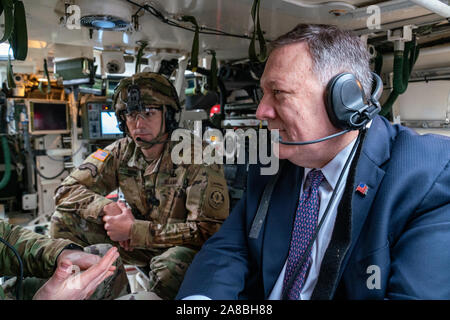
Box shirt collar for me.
[127,141,147,169]
[127,139,175,175]
[304,137,357,190]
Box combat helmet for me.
[112,72,181,143]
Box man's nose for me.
[135,114,147,127]
[256,96,276,121]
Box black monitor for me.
[28,100,70,135]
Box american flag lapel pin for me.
[356,183,369,196]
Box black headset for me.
[161,75,182,134]
[279,72,382,145]
[325,72,382,131]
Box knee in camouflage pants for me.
[51,211,197,300]
[1,243,130,300]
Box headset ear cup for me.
[325,73,366,130]
[164,107,178,133]
[325,74,343,130]
[117,111,128,134]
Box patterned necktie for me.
[282,169,325,300]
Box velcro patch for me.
[91,149,110,162]
[79,163,98,178]
[119,167,139,177]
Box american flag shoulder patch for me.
[91,149,110,162]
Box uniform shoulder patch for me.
[208,190,225,209]
[79,163,98,178]
[91,149,110,162]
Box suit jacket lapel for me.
[337,152,386,280]
[311,116,393,299]
[336,117,391,287]
[262,162,303,298]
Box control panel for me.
[81,100,123,140]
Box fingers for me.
[79,247,119,287]
[84,270,115,300]
[103,215,118,230]
[116,201,127,211]
[52,259,74,283]
[117,201,133,218]
[102,202,123,217]
[60,250,102,271]
[108,231,121,242]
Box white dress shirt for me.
[184,137,358,300]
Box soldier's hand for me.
[102,202,123,217]
[103,201,135,242]
[33,247,119,300]
[57,249,103,271]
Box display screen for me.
[31,102,68,132]
[106,79,120,97]
[101,111,122,134]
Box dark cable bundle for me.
[0,236,23,300]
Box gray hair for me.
[269,24,373,99]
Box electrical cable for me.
[0,236,23,300]
[35,157,67,181]
[46,155,70,162]
[45,145,84,162]
[125,0,262,40]
[36,166,67,180]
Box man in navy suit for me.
[176,24,450,300]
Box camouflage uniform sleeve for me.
[54,141,122,221]
[129,164,230,249]
[0,220,74,278]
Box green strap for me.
[135,41,148,74]
[393,41,419,94]
[374,51,383,76]
[7,47,15,89]
[0,0,14,43]
[0,136,12,190]
[44,58,51,93]
[209,50,218,92]
[0,0,28,62]
[248,0,267,63]
[10,0,27,61]
[181,15,199,72]
[381,40,420,117]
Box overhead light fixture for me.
[67,0,133,31]
[80,15,130,31]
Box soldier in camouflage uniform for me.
[50,72,230,300]
[0,220,129,300]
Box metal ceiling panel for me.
[17,0,450,61]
